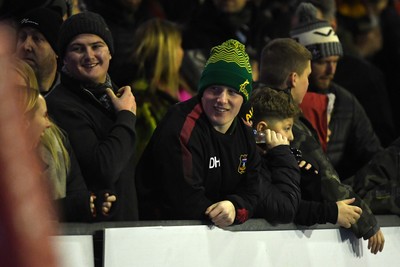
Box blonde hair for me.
[132,18,182,94]
[14,59,70,174]
[13,58,40,116]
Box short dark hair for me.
[249,86,300,127]
[259,38,312,88]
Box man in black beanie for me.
[46,11,139,221]
[16,7,63,95]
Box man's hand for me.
[336,198,362,228]
[298,160,318,174]
[205,200,236,227]
[106,86,136,114]
[368,229,385,254]
[90,192,117,218]
[101,193,117,216]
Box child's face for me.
[267,118,295,142]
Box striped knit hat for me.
[290,3,343,60]
[198,39,253,102]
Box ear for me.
[23,117,30,131]
[256,121,268,132]
[287,72,297,89]
[331,18,338,32]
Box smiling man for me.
[136,39,260,227]
[46,12,139,221]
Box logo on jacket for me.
[209,156,221,169]
[238,154,248,174]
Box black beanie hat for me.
[58,11,114,60]
[19,7,63,54]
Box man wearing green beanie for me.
[136,39,260,227]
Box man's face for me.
[291,60,312,105]
[201,85,243,133]
[310,56,339,90]
[16,27,57,78]
[213,0,247,13]
[63,34,111,84]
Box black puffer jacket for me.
[310,82,383,180]
[254,145,301,223]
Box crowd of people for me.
[1,0,400,258]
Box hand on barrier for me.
[336,198,362,228]
[205,200,236,227]
[368,229,385,254]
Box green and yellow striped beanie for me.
[198,39,253,102]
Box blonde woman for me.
[132,18,193,161]
[14,58,117,222]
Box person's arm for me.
[292,119,380,240]
[146,115,260,224]
[255,145,301,223]
[295,199,337,226]
[145,112,213,220]
[48,88,137,188]
[220,124,262,225]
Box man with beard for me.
[290,3,382,180]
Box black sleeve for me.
[49,100,137,188]
[254,145,301,223]
[295,200,338,226]
[56,142,92,222]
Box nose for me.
[216,89,228,104]
[288,131,294,142]
[84,47,96,59]
[45,118,51,129]
[21,36,33,52]
[326,62,337,75]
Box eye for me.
[92,42,105,50]
[208,86,222,94]
[32,33,45,42]
[227,89,238,96]
[17,32,27,41]
[70,45,84,53]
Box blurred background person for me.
[0,55,58,267]
[130,18,194,161]
[16,7,63,95]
